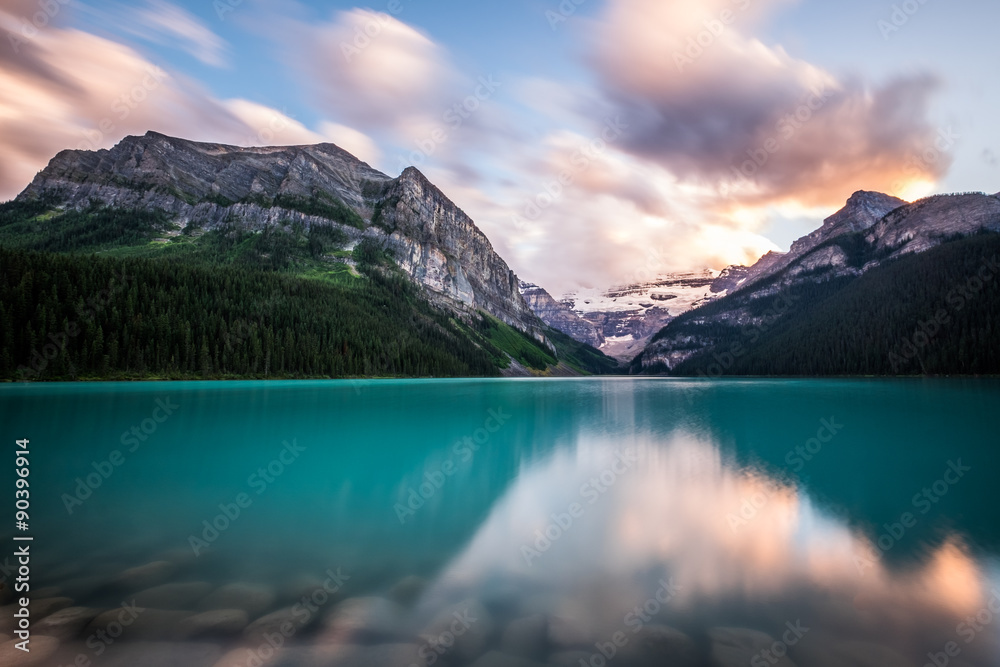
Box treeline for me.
[657,233,1000,376]
[0,196,621,380]
[0,245,502,380]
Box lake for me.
[1,378,998,667]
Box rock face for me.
[374,167,542,336]
[518,282,604,348]
[18,131,544,339]
[720,191,906,295]
[634,189,1000,373]
[867,192,1000,258]
[710,265,751,293]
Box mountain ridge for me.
[631,187,1000,375]
[17,131,544,340]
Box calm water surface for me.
[1,378,998,667]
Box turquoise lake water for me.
[1,378,999,666]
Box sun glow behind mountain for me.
[896,178,938,202]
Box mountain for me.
[19,131,543,339]
[721,191,906,294]
[518,281,604,348]
[0,132,618,380]
[631,189,1000,375]
[556,270,720,360]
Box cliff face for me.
[373,167,541,336]
[518,281,604,348]
[633,189,1000,373]
[17,131,544,338]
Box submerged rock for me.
[33,606,101,640]
[177,609,249,638]
[548,650,594,666]
[200,582,277,615]
[243,606,316,645]
[59,575,110,601]
[469,650,547,667]
[115,561,178,590]
[134,582,213,609]
[388,575,427,606]
[501,614,549,659]
[28,597,73,620]
[320,596,406,643]
[418,598,494,663]
[790,637,914,667]
[96,640,222,666]
[546,615,593,651]
[86,607,193,640]
[31,586,63,599]
[708,627,797,667]
[0,635,59,666]
[618,624,698,666]
[213,647,284,667]
[215,643,429,667]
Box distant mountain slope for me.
[518,281,604,348]
[556,271,720,360]
[636,233,1000,376]
[633,190,1000,375]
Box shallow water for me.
[1,378,998,666]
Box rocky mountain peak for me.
[824,190,907,233]
[718,191,905,295]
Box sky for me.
[1,0,998,295]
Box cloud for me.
[476,0,950,292]
[128,0,229,67]
[284,8,518,177]
[392,0,949,294]
[318,121,382,167]
[585,0,949,210]
[223,98,328,145]
[292,9,459,134]
[0,3,376,200]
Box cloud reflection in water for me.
[418,432,1000,666]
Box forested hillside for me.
[0,245,503,380]
[0,199,617,380]
[635,232,1000,376]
